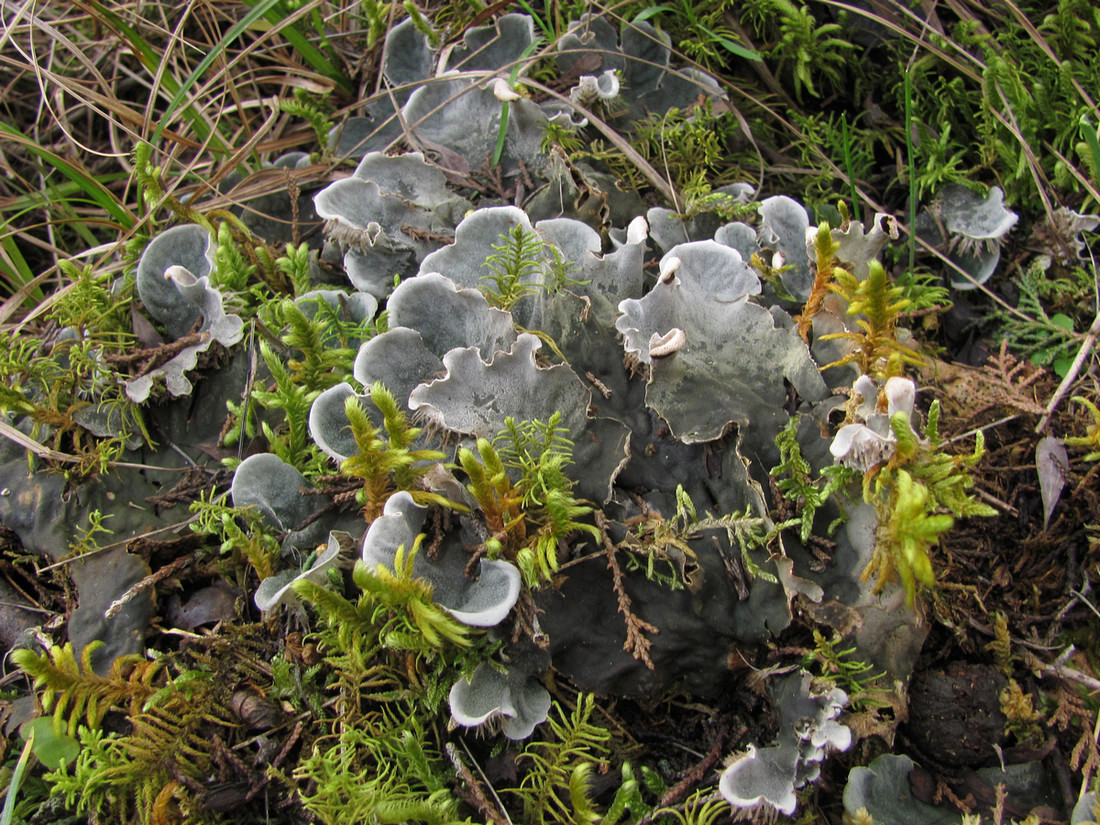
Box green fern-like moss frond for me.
[188,489,282,578]
[796,221,844,342]
[480,224,547,310]
[459,438,526,548]
[512,694,613,825]
[294,577,364,629]
[252,338,321,465]
[280,298,357,389]
[771,416,857,542]
[49,727,148,824]
[462,417,601,587]
[854,399,996,605]
[342,391,394,516]
[502,416,599,581]
[821,260,924,377]
[45,682,233,825]
[649,788,730,825]
[694,510,778,585]
[12,642,162,737]
[567,761,603,825]
[358,537,472,650]
[211,222,255,294]
[276,241,314,296]
[863,468,950,606]
[340,387,452,519]
[278,89,333,148]
[371,382,416,450]
[894,402,997,520]
[296,709,472,825]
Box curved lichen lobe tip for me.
[163,264,194,284]
[648,327,686,360]
[658,255,681,285]
[492,78,521,102]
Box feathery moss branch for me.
[820,260,924,377]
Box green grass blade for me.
[85,2,160,73]
[514,0,553,40]
[0,733,35,825]
[0,174,131,214]
[841,112,861,222]
[1080,116,1100,188]
[491,37,545,167]
[0,123,135,230]
[698,26,761,62]
[150,0,353,145]
[492,101,511,168]
[241,0,354,93]
[0,235,40,303]
[632,7,674,23]
[904,67,916,276]
[87,2,228,154]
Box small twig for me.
[595,512,658,670]
[289,494,341,533]
[244,720,303,802]
[1052,574,1092,632]
[945,414,1020,446]
[35,514,201,572]
[447,741,511,825]
[972,485,1018,516]
[101,331,207,370]
[0,419,77,464]
[0,420,191,472]
[384,80,428,157]
[165,439,202,469]
[656,725,731,810]
[0,601,51,615]
[104,553,194,619]
[1036,311,1100,435]
[1024,649,1100,693]
[1069,588,1100,622]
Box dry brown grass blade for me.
[828,0,1079,225]
[0,418,80,464]
[1036,311,1100,435]
[991,0,1097,111]
[197,164,336,218]
[192,99,284,199]
[0,271,55,326]
[523,77,678,206]
[826,0,985,79]
[4,4,146,155]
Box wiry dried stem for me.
[1036,310,1100,435]
[446,742,512,825]
[596,512,658,670]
